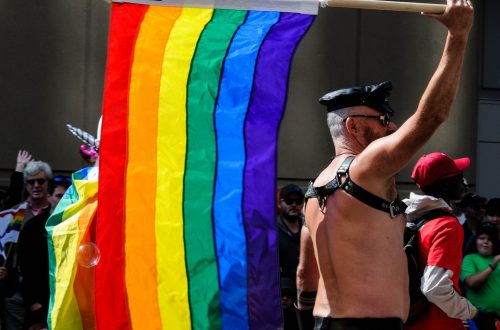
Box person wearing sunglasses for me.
[22,161,53,220]
[277,184,305,330]
[297,1,474,329]
[6,169,69,330]
[16,177,71,330]
[2,160,53,330]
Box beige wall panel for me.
[0,1,109,186]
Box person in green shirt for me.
[461,221,500,330]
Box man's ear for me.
[344,117,357,135]
[277,199,283,211]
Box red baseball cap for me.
[411,152,470,189]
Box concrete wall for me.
[0,1,494,198]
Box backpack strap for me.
[415,209,456,229]
[404,209,456,249]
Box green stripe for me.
[184,9,247,330]
[45,178,80,330]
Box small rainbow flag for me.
[46,167,98,330]
[48,2,315,329]
[0,202,26,258]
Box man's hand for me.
[27,303,48,330]
[0,266,8,280]
[424,0,474,38]
[491,255,500,269]
[16,150,33,172]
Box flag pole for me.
[2,243,14,267]
[321,0,446,13]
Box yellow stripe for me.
[126,6,182,329]
[50,178,98,330]
[156,7,213,329]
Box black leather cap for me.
[319,81,394,114]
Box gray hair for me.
[326,108,353,141]
[24,161,52,180]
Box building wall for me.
[0,0,109,182]
[1,1,497,198]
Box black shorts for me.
[314,317,403,330]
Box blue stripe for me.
[213,10,280,330]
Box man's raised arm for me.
[360,0,474,177]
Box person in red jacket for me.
[404,152,478,330]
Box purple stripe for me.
[243,12,315,330]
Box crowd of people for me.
[2,149,498,330]
[459,196,500,330]
[0,150,71,330]
[0,0,493,330]
[277,178,500,330]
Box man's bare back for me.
[306,156,409,320]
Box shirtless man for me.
[296,1,474,329]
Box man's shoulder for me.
[313,159,344,187]
[276,218,291,234]
[462,252,481,263]
[419,211,459,233]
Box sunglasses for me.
[283,197,303,206]
[344,113,391,127]
[53,176,71,182]
[26,178,47,185]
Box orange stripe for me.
[125,6,182,329]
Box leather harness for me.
[304,156,407,218]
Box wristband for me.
[297,290,317,309]
[489,264,496,271]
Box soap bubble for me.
[77,242,101,268]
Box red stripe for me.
[96,3,148,329]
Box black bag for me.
[404,209,455,322]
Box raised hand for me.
[15,149,33,172]
[424,0,474,38]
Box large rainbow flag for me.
[47,1,315,329]
[46,167,99,330]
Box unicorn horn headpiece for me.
[66,123,99,164]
